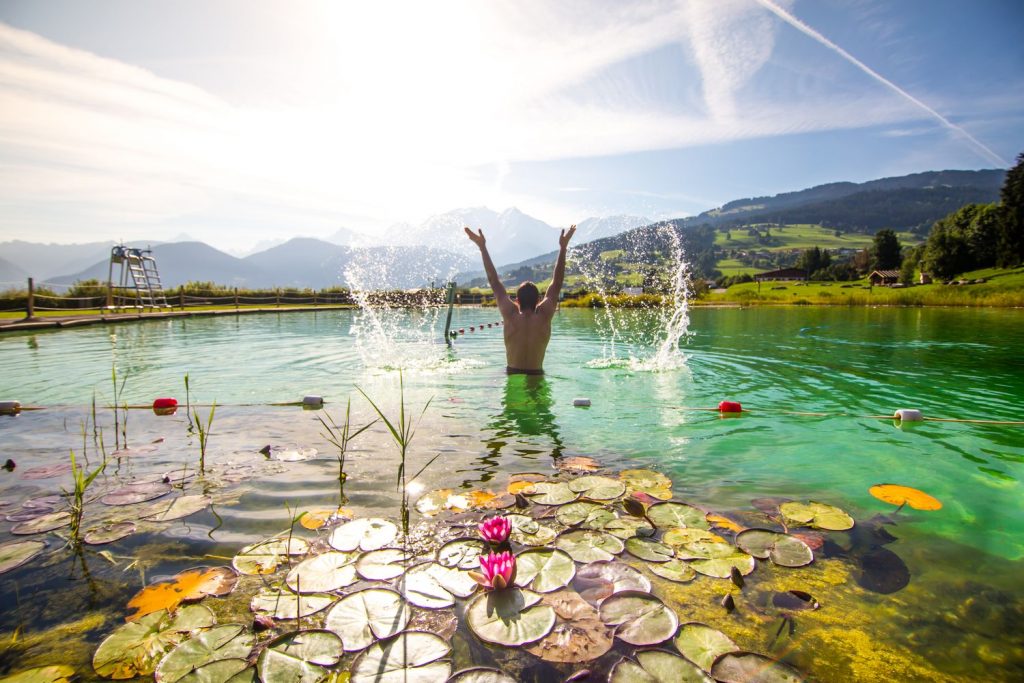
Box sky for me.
[0,0,1022,254]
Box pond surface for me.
[1,306,1022,681]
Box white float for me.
[303,395,325,408]
[573,398,592,407]
[0,400,21,415]
[893,408,923,422]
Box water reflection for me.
[483,374,564,461]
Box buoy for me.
[487,323,492,328]
[573,398,592,407]
[470,326,475,332]
[894,408,923,422]
[0,400,21,415]
[459,328,465,334]
[153,397,177,410]
[303,395,324,409]
[719,401,742,413]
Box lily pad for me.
[140,495,212,522]
[772,590,820,611]
[869,484,942,511]
[575,561,652,595]
[602,517,654,540]
[257,630,342,683]
[324,588,410,651]
[466,588,556,647]
[555,530,624,563]
[625,537,674,563]
[673,622,738,672]
[350,631,451,683]
[610,650,712,683]
[0,540,46,574]
[705,513,745,534]
[507,514,558,547]
[568,475,626,501]
[357,548,411,581]
[101,482,172,506]
[514,548,576,593]
[176,659,250,683]
[599,591,679,646]
[84,521,136,545]
[0,667,75,683]
[155,623,254,683]
[436,538,489,570]
[446,668,517,683]
[619,469,673,500]
[648,559,697,584]
[779,501,854,531]
[93,605,216,679]
[11,511,71,535]
[646,502,708,530]
[556,501,615,529]
[127,566,238,621]
[663,529,731,559]
[401,562,477,609]
[19,463,73,480]
[250,588,336,620]
[555,456,600,473]
[524,590,614,663]
[710,652,802,683]
[286,551,359,593]
[329,518,398,552]
[690,551,756,579]
[527,482,578,505]
[736,529,813,568]
[232,536,309,575]
[300,507,351,530]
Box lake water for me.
[1,306,1022,680]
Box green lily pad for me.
[599,591,679,646]
[93,605,216,679]
[141,495,212,522]
[610,650,712,683]
[176,659,250,683]
[330,518,399,552]
[0,666,75,683]
[575,561,652,594]
[624,537,674,563]
[257,630,342,683]
[446,668,516,683]
[736,529,813,568]
[568,475,626,501]
[286,551,359,593]
[690,551,756,579]
[155,623,254,683]
[646,502,708,530]
[556,501,615,529]
[602,517,655,539]
[514,548,576,593]
[524,590,614,663]
[619,469,673,500]
[350,631,452,683]
[779,501,854,531]
[527,482,579,505]
[673,622,739,672]
[710,652,803,683]
[648,559,697,583]
[401,562,477,609]
[466,588,556,647]
[0,540,46,574]
[507,514,558,546]
[436,538,489,570]
[250,588,335,620]
[324,588,410,651]
[232,537,309,575]
[662,528,727,551]
[555,530,624,563]
[101,482,172,506]
[11,511,71,535]
[84,521,136,545]
[357,548,411,580]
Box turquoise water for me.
[1,307,1023,679]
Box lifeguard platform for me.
[106,245,170,310]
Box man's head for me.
[517,281,539,312]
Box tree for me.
[921,203,998,278]
[923,222,971,280]
[870,229,902,270]
[998,152,1024,267]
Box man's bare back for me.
[465,224,576,373]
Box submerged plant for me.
[317,398,377,504]
[66,448,107,546]
[193,401,216,474]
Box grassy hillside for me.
[714,223,918,251]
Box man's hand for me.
[559,224,577,250]
[464,226,486,248]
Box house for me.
[754,268,807,282]
[919,272,933,285]
[869,270,900,285]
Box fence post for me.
[179,287,185,310]
[234,287,239,311]
[313,289,318,306]
[276,289,280,308]
[26,277,35,319]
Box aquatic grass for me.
[66,448,107,547]
[317,398,377,504]
[111,363,130,449]
[184,372,194,431]
[193,402,216,474]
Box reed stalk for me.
[317,398,377,504]
[66,448,107,547]
[193,401,216,474]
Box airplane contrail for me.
[753,0,1008,167]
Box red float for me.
[718,400,742,413]
[153,397,178,415]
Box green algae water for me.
[1,307,1022,681]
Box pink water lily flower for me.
[478,515,511,544]
[469,551,516,590]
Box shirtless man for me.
[464,224,576,374]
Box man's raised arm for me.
[465,227,516,317]
[541,224,576,311]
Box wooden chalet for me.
[754,267,807,282]
[869,270,900,285]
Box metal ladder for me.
[108,245,170,310]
